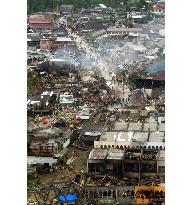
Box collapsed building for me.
[81,185,165,205]
[27,6,165,204]
[80,124,109,144]
[28,127,73,157]
[88,148,165,179]
[87,121,165,179]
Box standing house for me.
[106,27,143,36]
[59,4,73,16]
[94,129,165,150]
[28,17,54,30]
[27,33,42,47]
[40,37,75,51]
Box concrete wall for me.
[40,39,52,50]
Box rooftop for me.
[107,27,143,32]
[81,124,109,135]
[158,123,165,132]
[112,122,129,131]
[149,131,165,142]
[27,156,57,165]
[97,131,165,144]
[107,149,125,160]
[28,17,53,24]
[89,148,165,161]
[89,148,125,160]
[143,122,158,132]
[100,132,131,142]
[55,37,73,42]
[128,122,143,131]
[89,148,108,160]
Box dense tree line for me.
[27,0,149,14]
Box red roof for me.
[28,17,53,24]
[157,3,165,9]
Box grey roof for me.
[84,20,107,31]
[89,148,108,160]
[155,39,165,48]
[107,149,125,160]
[28,94,49,103]
[80,124,109,135]
[107,27,143,32]
[148,33,163,39]
[89,148,124,160]
[27,156,57,165]
[27,33,42,42]
[143,122,158,132]
[128,122,143,131]
[140,110,149,117]
[112,122,129,131]
[149,131,165,142]
[133,132,149,142]
[100,132,131,142]
[55,37,73,42]
[92,29,106,37]
[158,123,165,132]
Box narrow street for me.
[58,17,131,99]
[59,17,115,81]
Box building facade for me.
[28,17,54,30]
[87,148,165,179]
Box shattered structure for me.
[27,2,165,204]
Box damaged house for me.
[128,89,147,108]
[28,127,73,157]
[88,148,165,179]
[80,124,109,144]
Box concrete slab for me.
[158,123,165,132]
[143,122,158,132]
[128,122,143,131]
[112,122,129,131]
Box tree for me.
[110,15,116,25]
[85,32,93,42]
[123,18,133,28]
[138,0,146,9]
[49,94,57,105]
[128,72,140,86]
[27,74,43,92]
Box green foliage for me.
[138,15,153,24]
[101,107,109,113]
[27,74,40,90]
[128,72,140,85]
[138,0,146,9]
[67,16,73,22]
[49,94,57,105]
[137,0,153,11]
[27,0,134,14]
[28,74,38,86]
[123,18,133,28]
[118,69,128,77]
[85,32,93,42]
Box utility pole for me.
[56,0,60,15]
[122,75,125,95]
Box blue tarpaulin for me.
[146,60,165,74]
[59,194,78,203]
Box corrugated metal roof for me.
[89,148,108,159]
[29,18,53,23]
[107,27,143,32]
